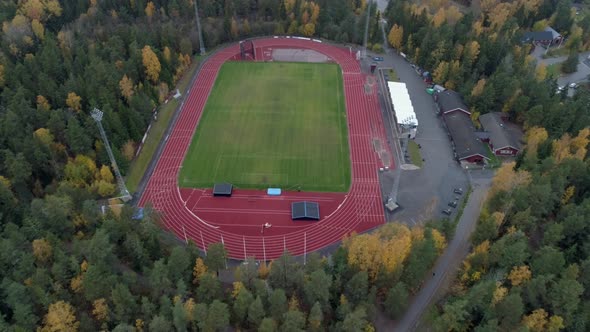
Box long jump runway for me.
[138,37,393,260]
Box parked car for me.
[373,56,384,61]
[569,82,579,89]
[448,200,458,208]
[442,208,452,215]
[453,188,463,195]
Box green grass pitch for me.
[178,61,351,192]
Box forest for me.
[384,0,590,330]
[1,0,589,330]
[0,0,445,330]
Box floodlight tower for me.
[91,108,132,202]
[362,0,373,59]
[194,0,206,55]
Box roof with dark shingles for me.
[292,201,320,220]
[479,112,522,151]
[213,183,233,195]
[436,90,469,114]
[443,112,489,160]
[522,31,553,42]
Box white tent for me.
[387,82,417,128]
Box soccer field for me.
[178,61,351,192]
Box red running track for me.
[138,37,392,260]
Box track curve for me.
[138,37,390,259]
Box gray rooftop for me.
[479,112,523,151]
[522,31,553,42]
[292,201,320,221]
[443,112,489,161]
[436,90,469,114]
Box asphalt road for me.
[382,172,492,331]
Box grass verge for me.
[546,63,562,78]
[485,145,501,168]
[408,140,423,167]
[179,61,350,192]
[387,68,399,81]
[125,56,201,193]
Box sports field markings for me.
[179,61,350,192]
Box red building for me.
[479,112,523,156]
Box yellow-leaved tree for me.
[193,257,208,284]
[32,238,53,263]
[66,92,82,112]
[36,95,51,111]
[490,161,532,196]
[34,128,54,146]
[525,126,548,159]
[522,308,564,332]
[471,79,486,97]
[40,301,79,332]
[432,8,447,27]
[142,45,161,83]
[344,223,416,280]
[388,24,403,50]
[92,298,109,322]
[301,23,316,37]
[508,265,532,286]
[121,140,136,161]
[145,1,156,18]
[433,61,449,84]
[231,17,239,39]
[535,63,547,81]
[119,74,134,101]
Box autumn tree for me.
[40,301,79,332]
[433,61,449,84]
[525,127,548,159]
[193,257,208,284]
[145,1,156,18]
[142,46,161,83]
[388,24,403,50]
[121,140,136,161]
[471,79,486,97]
[508,265,532,286]
[92,298,109,322]
[66,92,82,112]
[32,238,53,262]
[535,63,547,81]
[231,17,239,39]
[119,75,134,101]
[36,95,50,111]
[490,162,532,197]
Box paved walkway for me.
[380,174,491,331]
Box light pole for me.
[194,0,206,55]
[91,108,132,202]
[362,0,373,59]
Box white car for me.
[569,82,579,89]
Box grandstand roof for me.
[291,202,320,221]
[387,82,417,127]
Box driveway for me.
[532,46,590,87]
[369,25,468,226]
[383,172,492,331]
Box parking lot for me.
[368,46,471,225]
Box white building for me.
[386,82,417,138]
